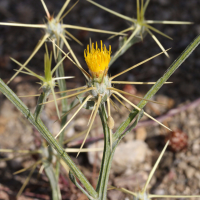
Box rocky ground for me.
[0,0,200,199]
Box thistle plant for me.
[11,45,74,119]
[87,0,192,61]
[0,0,125,84]
[0,1,200,200]
[43,40,171,155]
[1,34,200,200]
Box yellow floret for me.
[84,41,111,78]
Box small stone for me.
[112,140,148,174]
[182,187,191,195]
[175,184,185,192]
[88,140,149,174]
[178,162,188,170]
[0,189,9,200]
[169,183,176,195]
[184,166,195,179]
[192,142,200,154]
[189,159,199,169]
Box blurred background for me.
[0,0,200,199]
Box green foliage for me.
[0,1,200,200]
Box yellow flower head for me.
[84,41,111,78]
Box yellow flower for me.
[44,40,172,157]
[84,41,111,78]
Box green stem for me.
[97,111,143,200]
[34,87,51,120]
[55,40,68,180]
[113,33,200,142]
[42,146,61,200]
[96,34,200,199]
[96,104,111,199]
[34,87,61,199]
[0,78,98,199]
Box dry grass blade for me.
[56,0,71,20]
[143,0,150,15]
[110,98,120,112]
[109,87,165,105]
[113,91,171,131]
[111,81,172,84]
[146,20,193,24]
[107,97,113,150]
[108,27,133,40]
[14,160,43,175]
[112,26,140,61]
[143,141,169,192]
[55,95,92,139]
[7,34,49,84]
[19,86,87,98]
[146,28,169,57]
[0,149,40,154]
[13,69,36,77]
[40,87,94,105]
[55,102,80,123]
[63,126,98,144]
[54,36,91,79]
[51,52,70,74]
[112,94,131,112]
[53,76,74,80]
[144,23,173,40]
[110,49,170,80]
[0,22,46,28]
[55,86,87,94]
[108,186,136,196]
[17,161,40,197]
[59,0,79,22]
[60,159,70,174]
[141,0,144,21]
[0,153,35,162]
[40,0,50,19]
[137,0,140,21]
[76,95,102,157]
[62,24,127,35]
[19,94,40,97]
[87,0,135,23]
[65,148,103,152]
[88,102,97,126]
[60,34,81,65]
[149,194,200,198]
[65,30,83,46]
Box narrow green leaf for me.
[0,78,98,199]
[42,147,61,200]
[113,34,200,142]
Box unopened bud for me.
[107,116,114,129]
